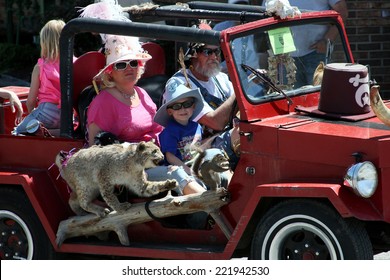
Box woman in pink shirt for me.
[13,19,66,135]
[87,34,206,196]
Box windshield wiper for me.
[241,64,293,105]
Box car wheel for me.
[250,199,373,260]
[0,187,55,260]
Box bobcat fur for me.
[56,141,178,217]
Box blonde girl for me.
[13,19,67,135]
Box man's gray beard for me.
[193,61,221,78]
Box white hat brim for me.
[94,52,152,80]
[154,86,204,127]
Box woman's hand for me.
[1,90,24,125]
[9,92,24,125]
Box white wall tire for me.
[250,199,373,260]
[0,188,54,260]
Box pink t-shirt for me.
[37,57,76,108]
[87,86,163,144]
[38,58,61,107]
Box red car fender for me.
[224,182,382,254]
[247,182,382,220]
[0,171,70,248]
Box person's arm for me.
[27,64,40,113]
[324,0,348,42]
[309,0,348,53]
[198,94,236,131]
[165,152,192,175]
[88,122,102,146]
[332,0,348,22]
[0,89,24,124]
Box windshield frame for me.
[220,11,353,111]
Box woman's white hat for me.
[94,34,152,80]
[78,0,130,44]
[154,81,204,127]
[78,0,128,22]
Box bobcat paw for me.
[166,179,178,190]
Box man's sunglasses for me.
[199,48,221,57]
[113,60,139,71]
[167,100,195,110]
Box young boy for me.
[154,82,204,175]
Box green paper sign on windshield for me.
[268,27,296,55]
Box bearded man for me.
[162,23,239,169]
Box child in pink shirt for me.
[13,19,67,135]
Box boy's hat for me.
[154,81,204,127]
[94,34,152,80]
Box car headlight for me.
[344,161,378,198]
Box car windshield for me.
[228,18,348,103]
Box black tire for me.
[0,187,55,260]
[250,199,373,260]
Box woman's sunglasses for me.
[167,100,195,110]
[198,48,221,57]
[113,60,139,71]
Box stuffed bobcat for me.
[56,141,178,217]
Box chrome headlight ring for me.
[344,161,378,198]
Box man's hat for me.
[184,21,213,60]
[154,81,204,127]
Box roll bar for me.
[59,18,220,138]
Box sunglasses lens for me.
[129,60,139,68]
[114,62,127,70]
[183,100,194,108]
[202,48,220,56]
[170,103,182,110]
[114,60,139,71]
[169,100,194,110]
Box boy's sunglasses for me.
[168,100,195,110]
[113,60,139,71]
[198,48,221,57]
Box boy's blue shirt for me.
[159,119,202,164]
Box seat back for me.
[137,75,169,108]
[73,51,105,112]
[141,42,166,78]
[77,85,97,137]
